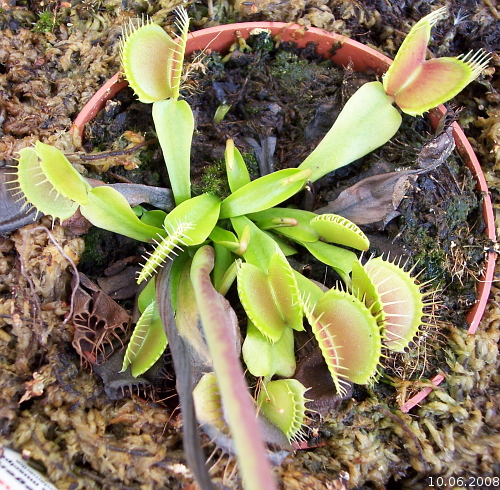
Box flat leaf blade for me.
[219,168,310,219]
[153,99,194,205]
[298,82,402,182]
[81,186,163,242]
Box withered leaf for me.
[316,122,455,227]
[97,265,141,300]
[417,124,455,170]
[316,170,418,226]
[19,369,52,403]
[71,273,130,364]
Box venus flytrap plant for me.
[121,10,192,205]
[9,7,488,490]
[298,6,490,182]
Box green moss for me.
[79,227,110,272]
[270,51,334,95]
[246,30,274,52]
[33,11,57,32]
[192,159,231,199]
[444,192,478,230]
[241,152,259,175]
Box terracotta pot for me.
[71,22,496,413]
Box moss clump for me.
[270,51,336,95]
[32,10,57,32]
[192,159,231,199]
[241,152,259,175]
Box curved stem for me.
[191,245,278,490]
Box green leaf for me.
[237,251,303,342]
[257,379,308,442]
[168,252,191,313]
[264,231,297,256]
[212,243,236,294]
[243,321,296,378]
[121,300,168,377]
[300,240,358,282]
[298,81,402,182]
[360,256,425,352]
[237,261,287,342]
[209,226,241,253]
[249,207,318,243]
[36,141,92,205]
[231,216,279,271]
[120,8,189,102]
[163,193,221,245]
[294,271,325,306]
[350,259,385,324]
[80,186,163,242]
[267,252,303,331]
[210,225,238,244]
[140,209,167,228]
[314,287,382,385]
[153,98,194,205]
[193,373,227,432]
[137,276,156,313]
[310,214,370,250]
[137,193,220,284]
[14,147,79,221]
[225,139,251,192]
[219,168,311,219]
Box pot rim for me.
[71,21,496,413]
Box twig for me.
[78,138,158,161]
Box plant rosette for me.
[71,21,496,415]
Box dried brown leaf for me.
[316,170,417,226]
[71,273,130,364]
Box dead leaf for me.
[245,135,277,175]
[97,266,141,300]
[71,273,130,364]
[417,124,455,170]
[316,170,418,226]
